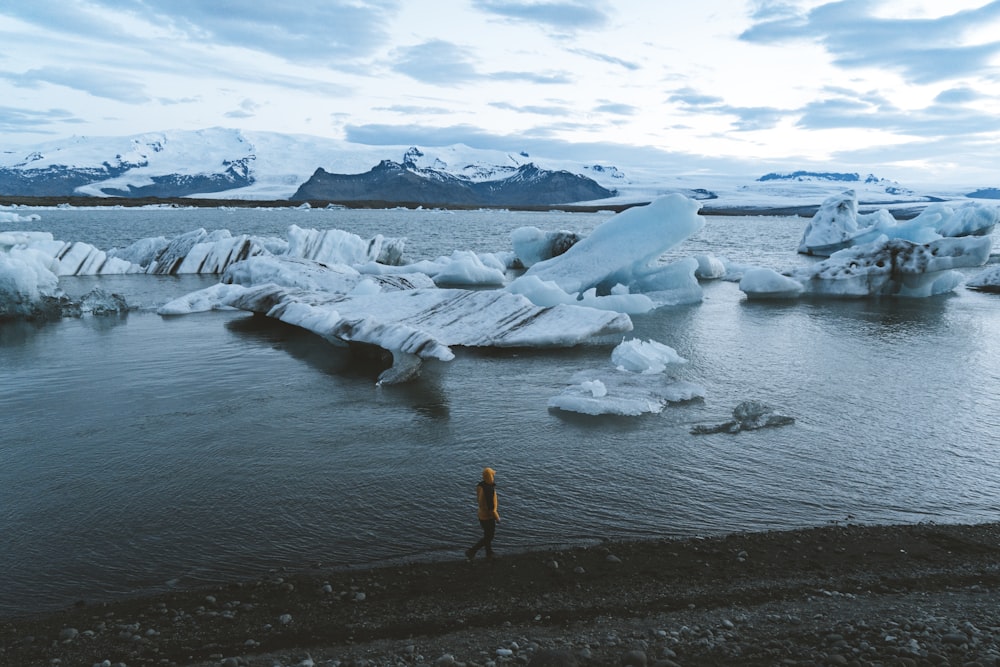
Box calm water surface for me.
[2,206,999,616]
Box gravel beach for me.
[4,522,1000,667]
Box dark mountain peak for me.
[403,146,424,168]
[758,171,861,183]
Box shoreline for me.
[4,521,1000,666]
[0,194,933,219]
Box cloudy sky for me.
[2,0,999,185]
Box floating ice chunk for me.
[157,283,248,315]
[0,248,60,317]
[693,254,727,280]
[966,265,1000,293]
[505,276,656,313]
[797,191,860,255]
[509,195,704,310]
[739,268,805,300]
[430,250,507,286]
[549,371,705,416]
[549,336,703,416]
[510,226,581,267]
[0,230,54,249]
[108,235,170,267]
[78,288,128,315]
[744,236,991,299]
[223,255,435,293]
[916,201,999,237]
[799,191,999,256]
[222,284,632,384]
[109,228,275,275]
[0,212,41,225]
[611,338,687,374]
[286,225,404,265]
[2,232,139,276]
[629,257,703,306]
[355,252,508,287]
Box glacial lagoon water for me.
[2,205,1000,616]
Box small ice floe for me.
[549,338,705,416]
[691,399,794,434]
[966,265,1000,293]
[693,253,727,280]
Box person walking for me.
[466,467,500,561]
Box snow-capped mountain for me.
[292,157,615,206]
[0,127,992,209]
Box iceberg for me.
[222,281,632,384]
[0,247,61,318]
[110,228,279,275]
[798,191,999,256]
[508,194,705,310]
[286,224,404,265]
[3,231,138,276]
[693,253,727,280]
[4,198,713,387]
[743,236,992,299]
[611,338,687,374]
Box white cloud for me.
[472,0,610,31]
[0,0,998,185]
[741,0,1000,84]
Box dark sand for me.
[4,523,1000,666]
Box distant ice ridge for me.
[798,190,998,256]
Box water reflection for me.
[224,313,451,419]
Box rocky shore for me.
[4,523,1000,667]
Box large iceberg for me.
[154,196,711,383]
[742,236,992,299]
[798,191,999,256]
[220,277,632,384]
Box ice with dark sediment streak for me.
[966,265,1000,293]
[223,281,633,384]
[742,235,993,299]
[798,190,999,256]
[158,196,715,383]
